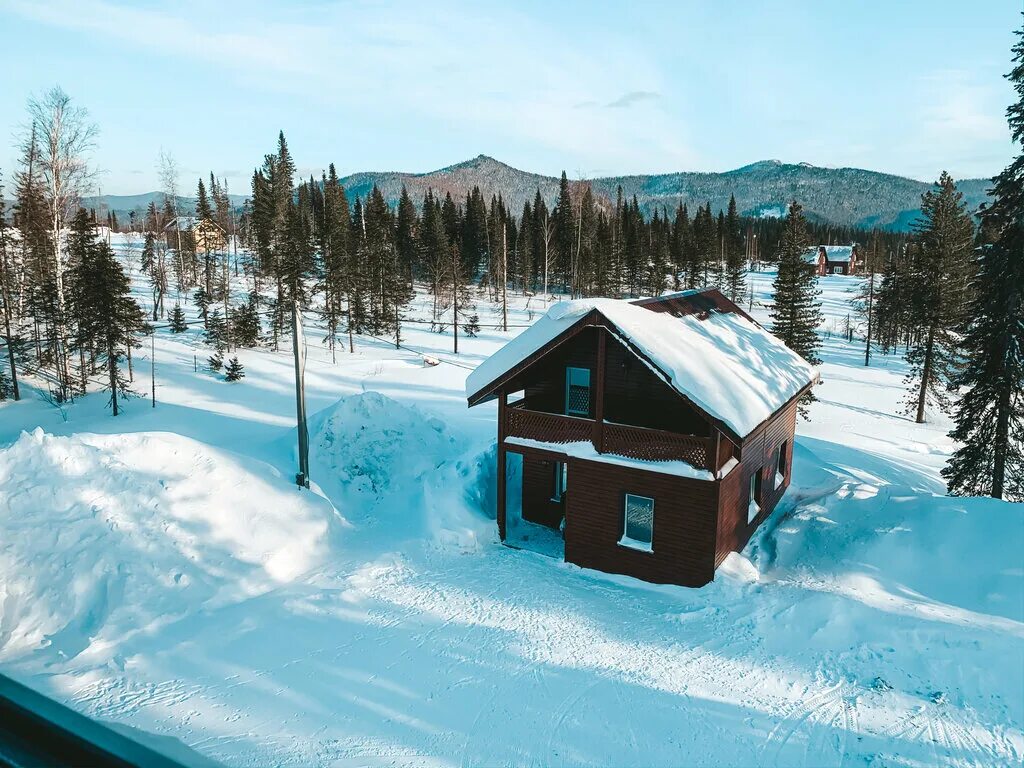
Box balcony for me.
[504,401,713,472]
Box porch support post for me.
[594,328,606,453]
[710,428,721,474]
[497,390,508,540]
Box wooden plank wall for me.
[714,399,798,567]
[564,458,720,587]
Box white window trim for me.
[619,493,654,553]
[774,471,786,489]
[747,473,760,524]
[551,461,567,502]
[747,499,760,524]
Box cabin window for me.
[775,441,788,487]
[564,367,591,417]
[620,494,654,552]
[747,471,762,524]
[832,265,843,274]
[551,461,568,502]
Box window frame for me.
[619,493,655,553]
[564,366,592,417]
[551,461,568,502]
[832,265,843,274]
[775,440,788,488]
[747,471,761,524]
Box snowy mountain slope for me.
[0,237,1020,767]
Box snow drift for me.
[0,428,341,663]
[306,392,494,550]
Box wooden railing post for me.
[594,328,606,453]
[710,430,720,474]
[497,390,507,540]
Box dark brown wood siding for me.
[512,325,709,437]
[714,398,797,566]
[522,454,566,528]
[602,334,710,435]
[564,457,719,587]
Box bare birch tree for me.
[26,86,98,401]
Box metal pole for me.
[292,301,310,488]
[151,331,156,408]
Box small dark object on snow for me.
[872,677,893,692]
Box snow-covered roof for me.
[803,245,855,264]
[163,216,197,231]
[466,297,818,439]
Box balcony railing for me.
[504,402,712,472]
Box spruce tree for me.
[770,201,823,369]
[231,293,262,348]
[903,172,975,423]
[208,349,224,372]
[168,304,188,333]
[943,23,1024,501]
[141,231,156,273]
[224,356,245,382]
[723,195,747,303]
[67,209,144,415]
[204,308,227,351]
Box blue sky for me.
[0,0,1019,195]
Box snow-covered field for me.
[0,236,1021,767]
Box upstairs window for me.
[620,494,654,552]
[564,367,591,417]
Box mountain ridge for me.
[78,156,991,232]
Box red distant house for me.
[805,245,859,276]
[466,288,818,588]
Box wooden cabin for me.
[163,216,226,253]
[804,245,858,276]
[466,288,818,588]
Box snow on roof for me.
[466,298,818,439]
[505,437,718,481]
[803,245,855,264]
[163,216,197,231]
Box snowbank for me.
[0,428,340,663]
[307,392,493,549]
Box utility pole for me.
[292,300,310,488]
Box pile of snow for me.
[467,296,817,437]
[0,428,340,663]
[307,392,493,549]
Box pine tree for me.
[141,231,156,273]
[723,195,747,303]
[168,304,188,333]
[66,209,144,415]
[0,175,20,401]
[465,313,481,337]
[770,201,823,372]
[230,293,262,348]
[903,172,975,423]
[204,308,227,351]
[208,349,224,372]
[224,356,245,382]
[943,22,1024,501]
[193,285,210,327]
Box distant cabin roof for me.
[803,245,855,264]
[163,216,198,231]
[466,290,817,439]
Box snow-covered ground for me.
[0,237,1021,767]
